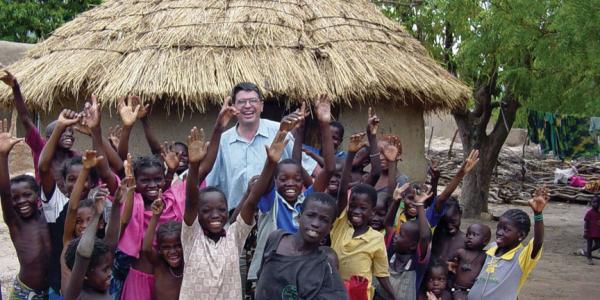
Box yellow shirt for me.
[331,209,390,299]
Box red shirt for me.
[584,208,600,239]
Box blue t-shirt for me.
[258,186,314,233]
[303,144,347,160]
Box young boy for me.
[255,192,348,299]
[376,184,432,300]
[0,122,51,299]
[449,224,491,300]
[468,187,548,299]
[583,195,600,265]
[248,94,336,281]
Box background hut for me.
[0,0,469,180]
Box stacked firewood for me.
[428,147,600,205]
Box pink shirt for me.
[25,127,46,181]
[117,180,205,258]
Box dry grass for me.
[0,0,470,112]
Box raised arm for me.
[184,127,208,226]
[337,132,367,217]
[312,95,335,192]
[386,183,410,231]
[382,143,399,194]
[291,102,306,164]
[0,120,24,226]
[105,180,132,251]
[240,130,288,224]
[63,151,103,245]
[138,101,163,155]
[116,96,140,161]
[63,191,104,300]
[82,96,118,194]
[1,71,36,132]
[363,107,382,186]
[529,186,548,258]
[39,110,81,198]
[142,197,164,264]
[198,97,237,179]
[161,142,180,190]
[415,187,433,261]
[436,149,479,212]
[119,157,136,228]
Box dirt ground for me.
[0,142,598,298]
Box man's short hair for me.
[231,82,263,102]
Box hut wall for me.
[338,104,427,182]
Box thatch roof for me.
[0,41,33,67]
[0,0,470,112]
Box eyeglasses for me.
[235,98,261,106]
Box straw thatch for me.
[0,0,470,112]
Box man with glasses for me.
[205,82,317,212]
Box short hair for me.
[445,197,463,215]
[133,155,165,178]
[350,184,378,207]
[275,158,302,177]
[173,142,188,153]
[64,237,110,271]
[10,175,40,195]
[61,156,99,183]
[330,121,345,139]
[77,197,95,210]
[198,186,227,208]
[303,192,338,221]
[157,221,182,242]
[401,220,420,242]
[231,82,263,102]
[501,209,531,236]
[424,258,448,286]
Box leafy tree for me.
[0,0,101,43]
[376,0,599,217]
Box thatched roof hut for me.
[0,0,469,111]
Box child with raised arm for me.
[448,224,491,300]
[376,184,432,300]
[468,187,549,300]
[0,120,51,299]
[248,95,336,281]
[583,195,600,265]
[255,192,348,299]
[63,190,114,300]
[181,103,273,300]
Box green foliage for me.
[378,0,599,116]
[0,0,101,43]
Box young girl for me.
[468,187,548,299]
[418,260,452,300]
[248,95,336,281]
[63,186,116,300]
[583,195,600,265]
[255,193,347,299]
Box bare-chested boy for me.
[0,119,52,299]
[449,223,491,300]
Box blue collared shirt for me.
[205,119,317,209]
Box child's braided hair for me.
[501,208,531,236]
[132,155,165,178]
[157,221,182,242]
[64,237,110,271]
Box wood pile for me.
[429,147,600,205]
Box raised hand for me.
[367,107,380,135]
[314,94,331,123]
[90,185,109,214]
[414,185,433,204]
[0,119,23,154]
[81,95,101,129]
[428,159,441,179]
[216,96,239,129]
[118,95,141,127]
[347,132,367,152]
[266,130,289,162]
[128,95,149,119]
[0,70,16,87]
[529,186,549,214]
[124,153,134,178]
[161,142,181,172]
[58,109,81,128]
[151,195,165,216]
[392,182,411,201]
[280,102,306,133]
[461,149,480,174]
[108,125,122,147]
[187,127,208,164]
[382,143,399,162]
[82,150,104,169]
[114,176,135,205]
